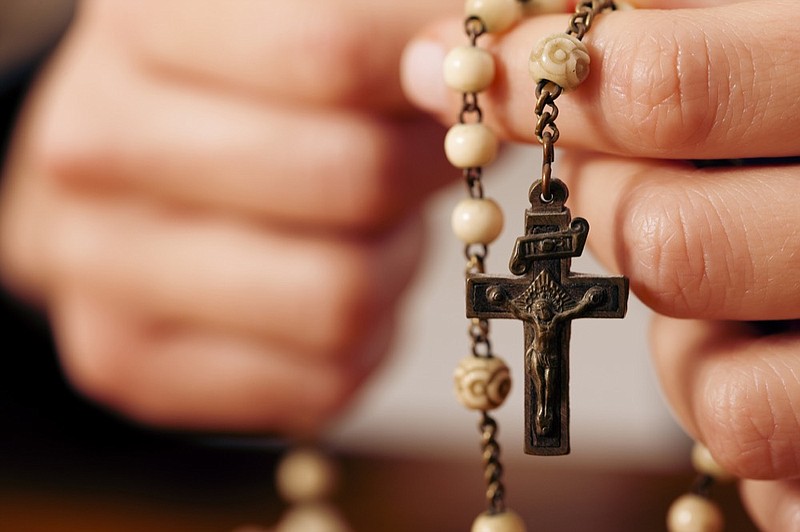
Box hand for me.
[0,0,459,436]
[402,0,800,529]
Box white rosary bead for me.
[464,0,523,33]
[529,33,590,91]
[276,448,339,504]
[275,503,352,532]
[454,355,512,411]
[444,45,496,93]
[451,197,504,245]
[471,509,527,532]
[691,442,735,483]
[445,123,499,169]
[667,494,724,532]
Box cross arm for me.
[566,273,629,319]
[466,274,531,320]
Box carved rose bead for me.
[443,45,496,93]
[529,33,590,91]
[451,197,504,245]
[454,355,512,411]
[464,0,523,33]
[445,123,499,169]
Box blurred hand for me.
[0,0,459,436]
[402,0,800,529]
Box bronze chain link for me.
[534,1,617,201]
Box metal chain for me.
[690,473,715,499]
[480,413,506,514]
[456,13,504,514]
[469,318,493,358]
[534,1,617,202]
[567,1,617,40]
[459,16,490,278]
[534,80,562,201]
[464,167,484,199]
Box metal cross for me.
[466,180,628,455]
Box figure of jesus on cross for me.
[496,281,606,438]
[467,180,628,455]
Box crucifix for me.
[466,179,629,456]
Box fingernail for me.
[400,39,449,114]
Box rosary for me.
[246,3,738,531]
[445,1,734,531]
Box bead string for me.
[531,0,616,202]
[667,442,733,532]
[530,3,736,531]
[446,2,526,528]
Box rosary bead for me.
[444,45,496,93]
[276,448,339,504]
[275,503,352,532]
[464,0,523,33]
[471,509,527,532]
[445,123,499,169]
[451,198,504,245]
[454,355,512,411]
[667,494,724,532]
[529,33,590,91]
[691,442,735,482]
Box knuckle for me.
[28,79,114,190]
[289,8,371,104]
[306,370,359,426]
[60,333,132,413]
[30,105,91,187]
[48,213,106,284]
[311,120,400,228]
[309,244,378,353]
[603,19,717,155]
[701,357,800,479]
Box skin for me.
[0,0,462,435]
[402,0,800,528]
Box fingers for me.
[47,101,451,230]
[651,315,800,480]
[46,193,424,356]
[555,152,800,321]
[403,0,800,159]
[1,0,446,438]
[53,293,393,434]
[35,26,452,230]
[80,0,461,109]
[741,479,800,531]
